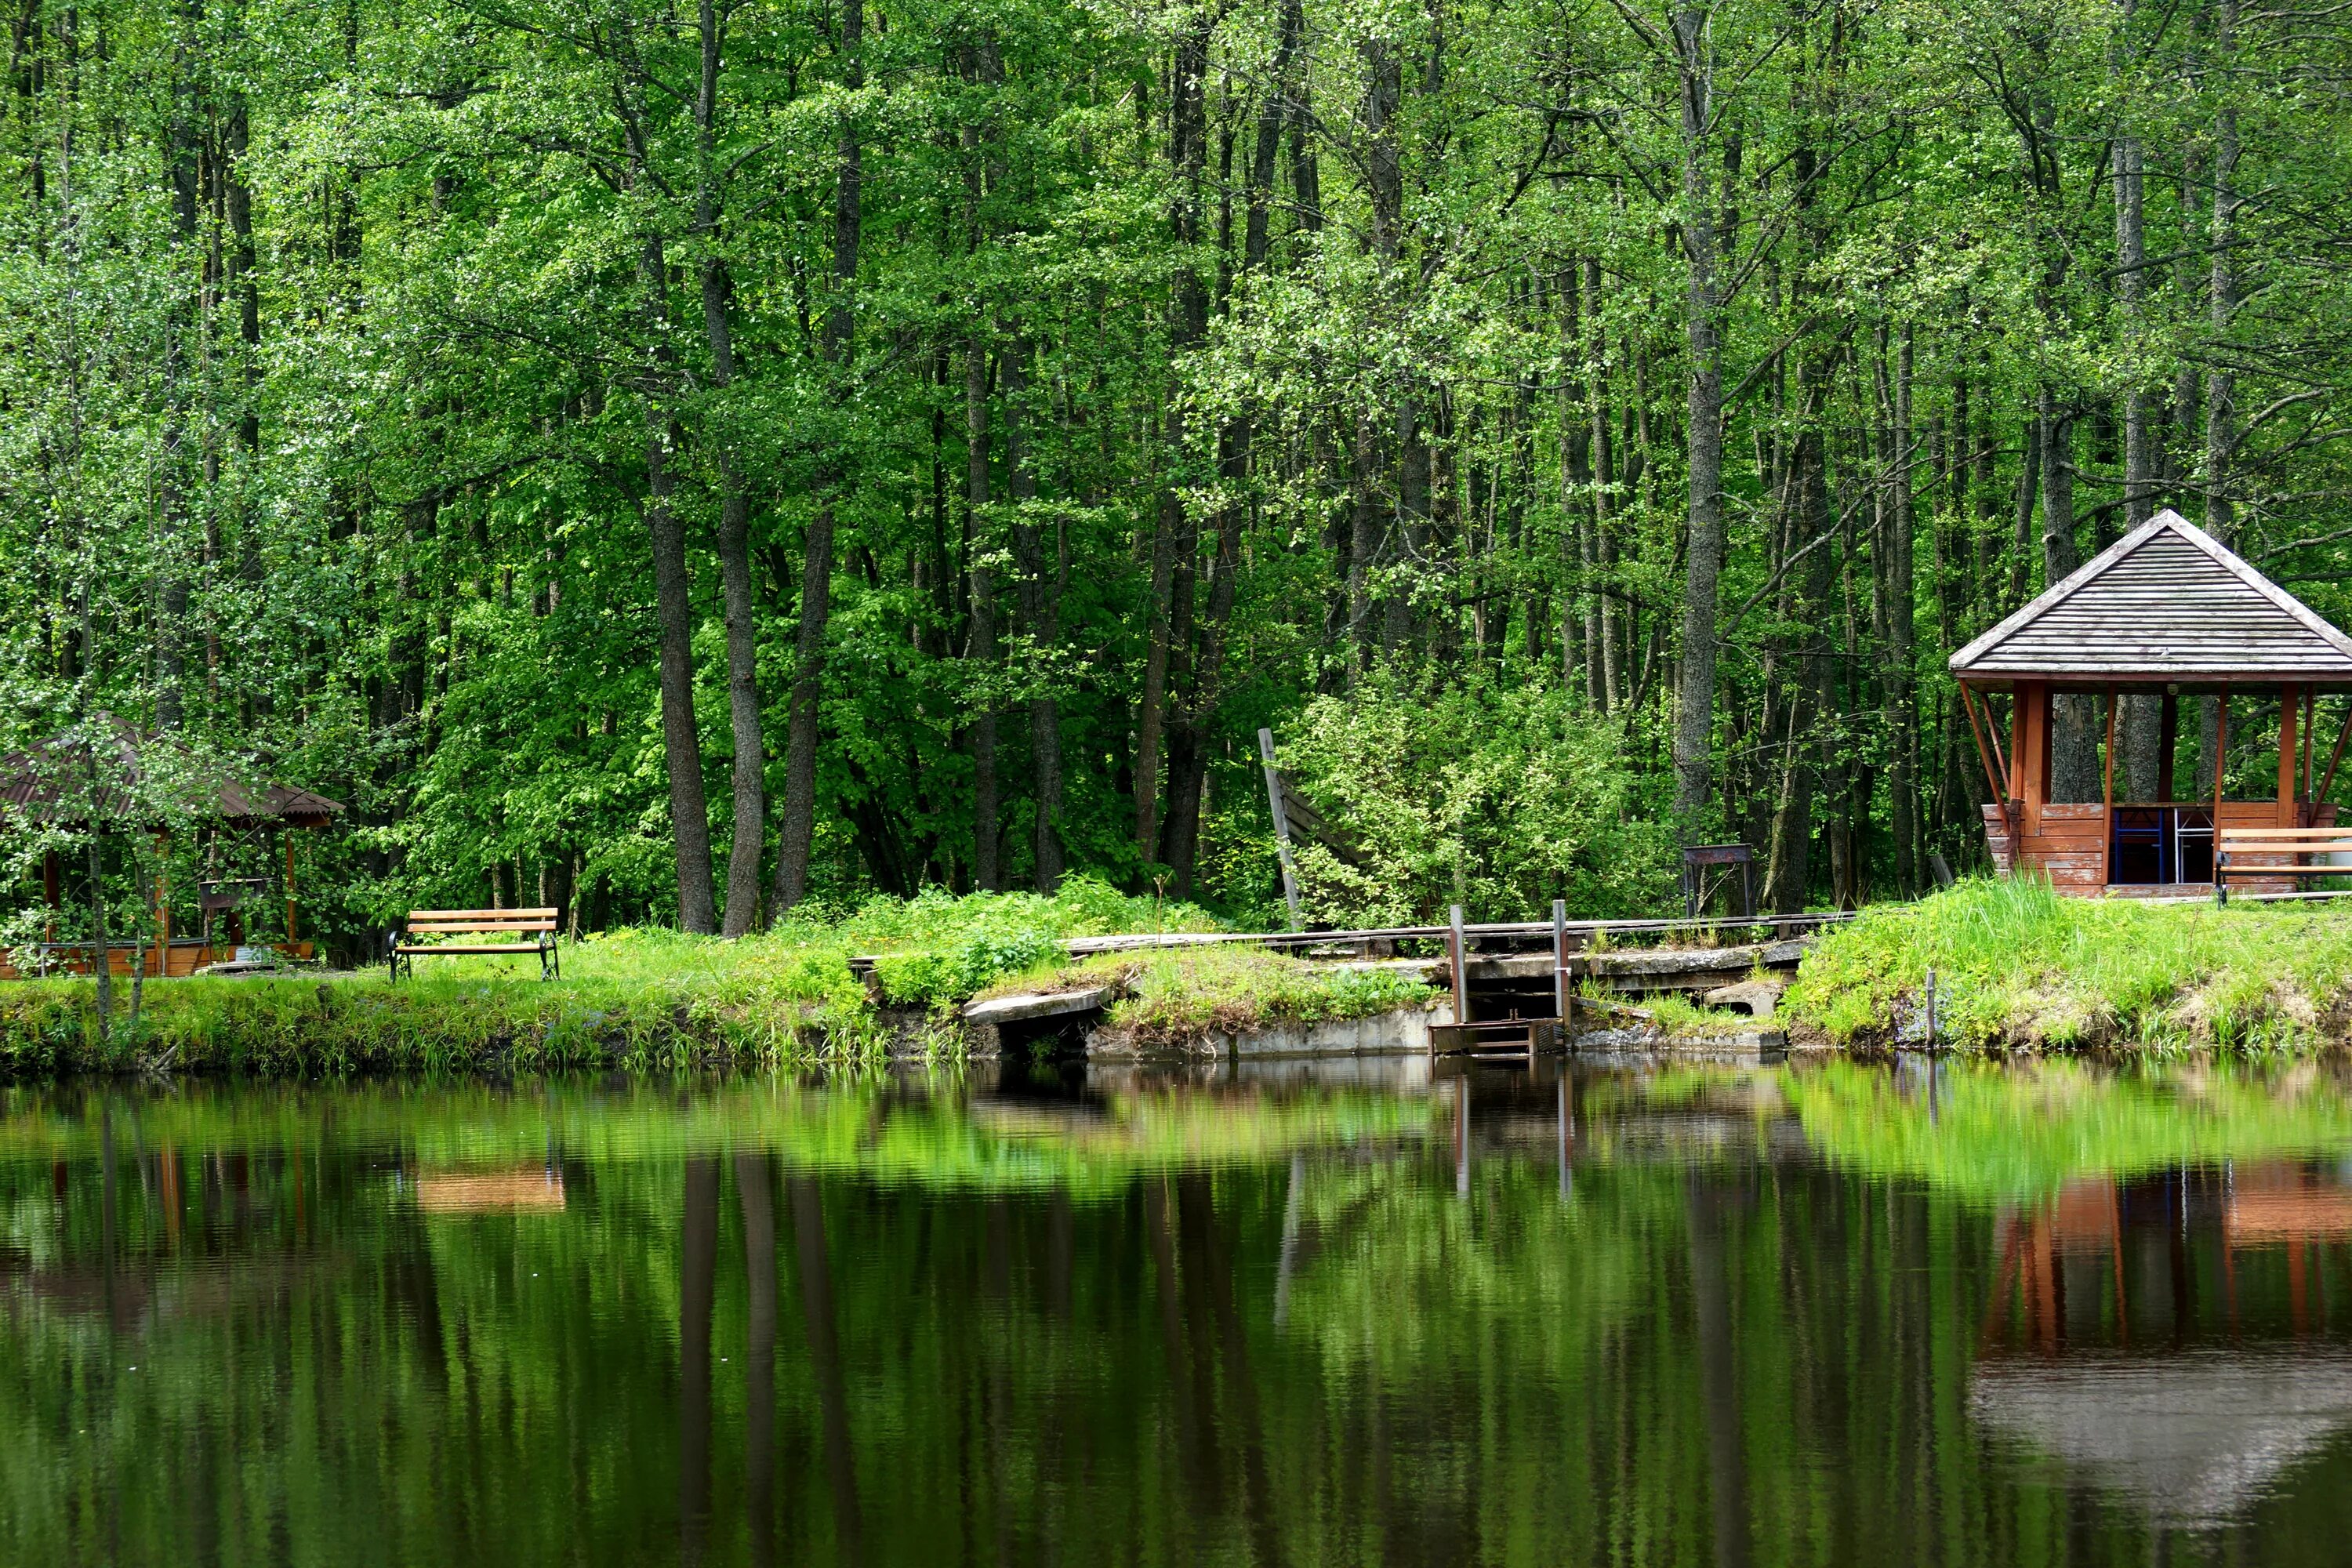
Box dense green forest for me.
[4,0,2350,951]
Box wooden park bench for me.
[2214,828,2352,904]
[388,907,561,981]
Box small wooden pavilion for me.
[1950,508,2352,895]
[0,717,343,976]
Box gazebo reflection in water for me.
[1973,1156,2352,1526]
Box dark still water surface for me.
[8,1058,2352,1567]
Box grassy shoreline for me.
[1785,877,2352,1053]
[26,872,2342,1076]
[0,880,1441,1076]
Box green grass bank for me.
[0,878,1438,1077]
[1786,877,2352,1052]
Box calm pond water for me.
[7,1055,2352,1566]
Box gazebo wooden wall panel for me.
[1977,801,2335,896]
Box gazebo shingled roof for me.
[1949,508,2352,687]
[0,716,344,829]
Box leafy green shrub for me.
[1272,670,1676,927]
[842,877,1221,1009]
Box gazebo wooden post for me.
[284,832,299,947]
[153,830,170,979]
[2278,683,2302,829]
[2012,681,2049,837]
[2102,687,2118,889]
[2302,687,2317,804]
[42,851,58,943]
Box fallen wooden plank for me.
[962,986,1117,1025]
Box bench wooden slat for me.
[2219,829,2352,841]
[408,917,557,927]
[2220,844,2352,855]
[408,916,557,926]
[396,942,555,954]
[409,907,558,919]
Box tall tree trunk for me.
[641,231,720,934]
[775,0,862,913]
[2111,7,2162,800]
[966,330,1002,890]
[2205,0,2239,543]
[1151,13,1214,890]
[1764,424,1829,912]
[1670,3,1726,818]
[1881,325,1919,895]
[2040,393,2100,802]
[156,16,202,729]
[1134,490,1174,864]
[1001,337,1064,889]
[2114,0,2154,530]
[697,0,767,935]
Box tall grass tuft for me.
[1784,876,2352,1052]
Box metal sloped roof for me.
[1949,509,2352,684]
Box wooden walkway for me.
[1059,910,1855,958]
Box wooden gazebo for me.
[1950,509,2352,895]
[0,717,344,976]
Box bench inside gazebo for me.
[1951,509,2352,897]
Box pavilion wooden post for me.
[1448,905,1468,1028]
[42,851,58,943]
[285,833,299,947]
[153,831,170,979]
[2011,681,2050,837]
[1552,898,1573,1040]
[2102,687,2118,889]
[2278,683,2302,828]
[2302,688,2317,805]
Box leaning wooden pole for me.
[1258,728,1303,933]
[2316,697,2352,807]
[1958,683,2014,869]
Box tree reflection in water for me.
[2,1061,2352,1564]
